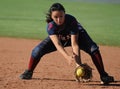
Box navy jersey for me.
[47,14,83,41]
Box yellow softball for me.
[76,67,85,77]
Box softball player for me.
[20,3,114,84]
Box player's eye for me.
[54,16,58,19]
[60,16,63,18]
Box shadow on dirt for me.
[32,77,76,82]
[32,77,120,86]
[85,80,120,87]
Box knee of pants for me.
[89,44,99,55]
[31,46,43,59]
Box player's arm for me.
[71,34,82,66]
[49,35,74,65]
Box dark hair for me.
[46,3,65,23]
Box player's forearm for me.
[72,45,81,65]
[71,34,81,65]
[56,42,70,59]
[49,35,69,59]
[72,45,79,56]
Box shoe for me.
[100,75,114,84]
[20,70,33,79]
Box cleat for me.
[101,75,114,84]
[20,70,33,79]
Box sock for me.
[91,51,107,77]
[28,56,40,71]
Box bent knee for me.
[31,46,41,59]
[90,44,99,55]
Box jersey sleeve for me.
[70,20,79,35]
[70,17,85,34]
[47,22,57,35]
[69,16,79,35]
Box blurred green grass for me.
[0,0,120,46]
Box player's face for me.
[51,10,65,25]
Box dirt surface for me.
[0,37,120,89]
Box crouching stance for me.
[20,3,114,84]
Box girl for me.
[20,3,114,84]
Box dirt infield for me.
[0,37,120,89]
